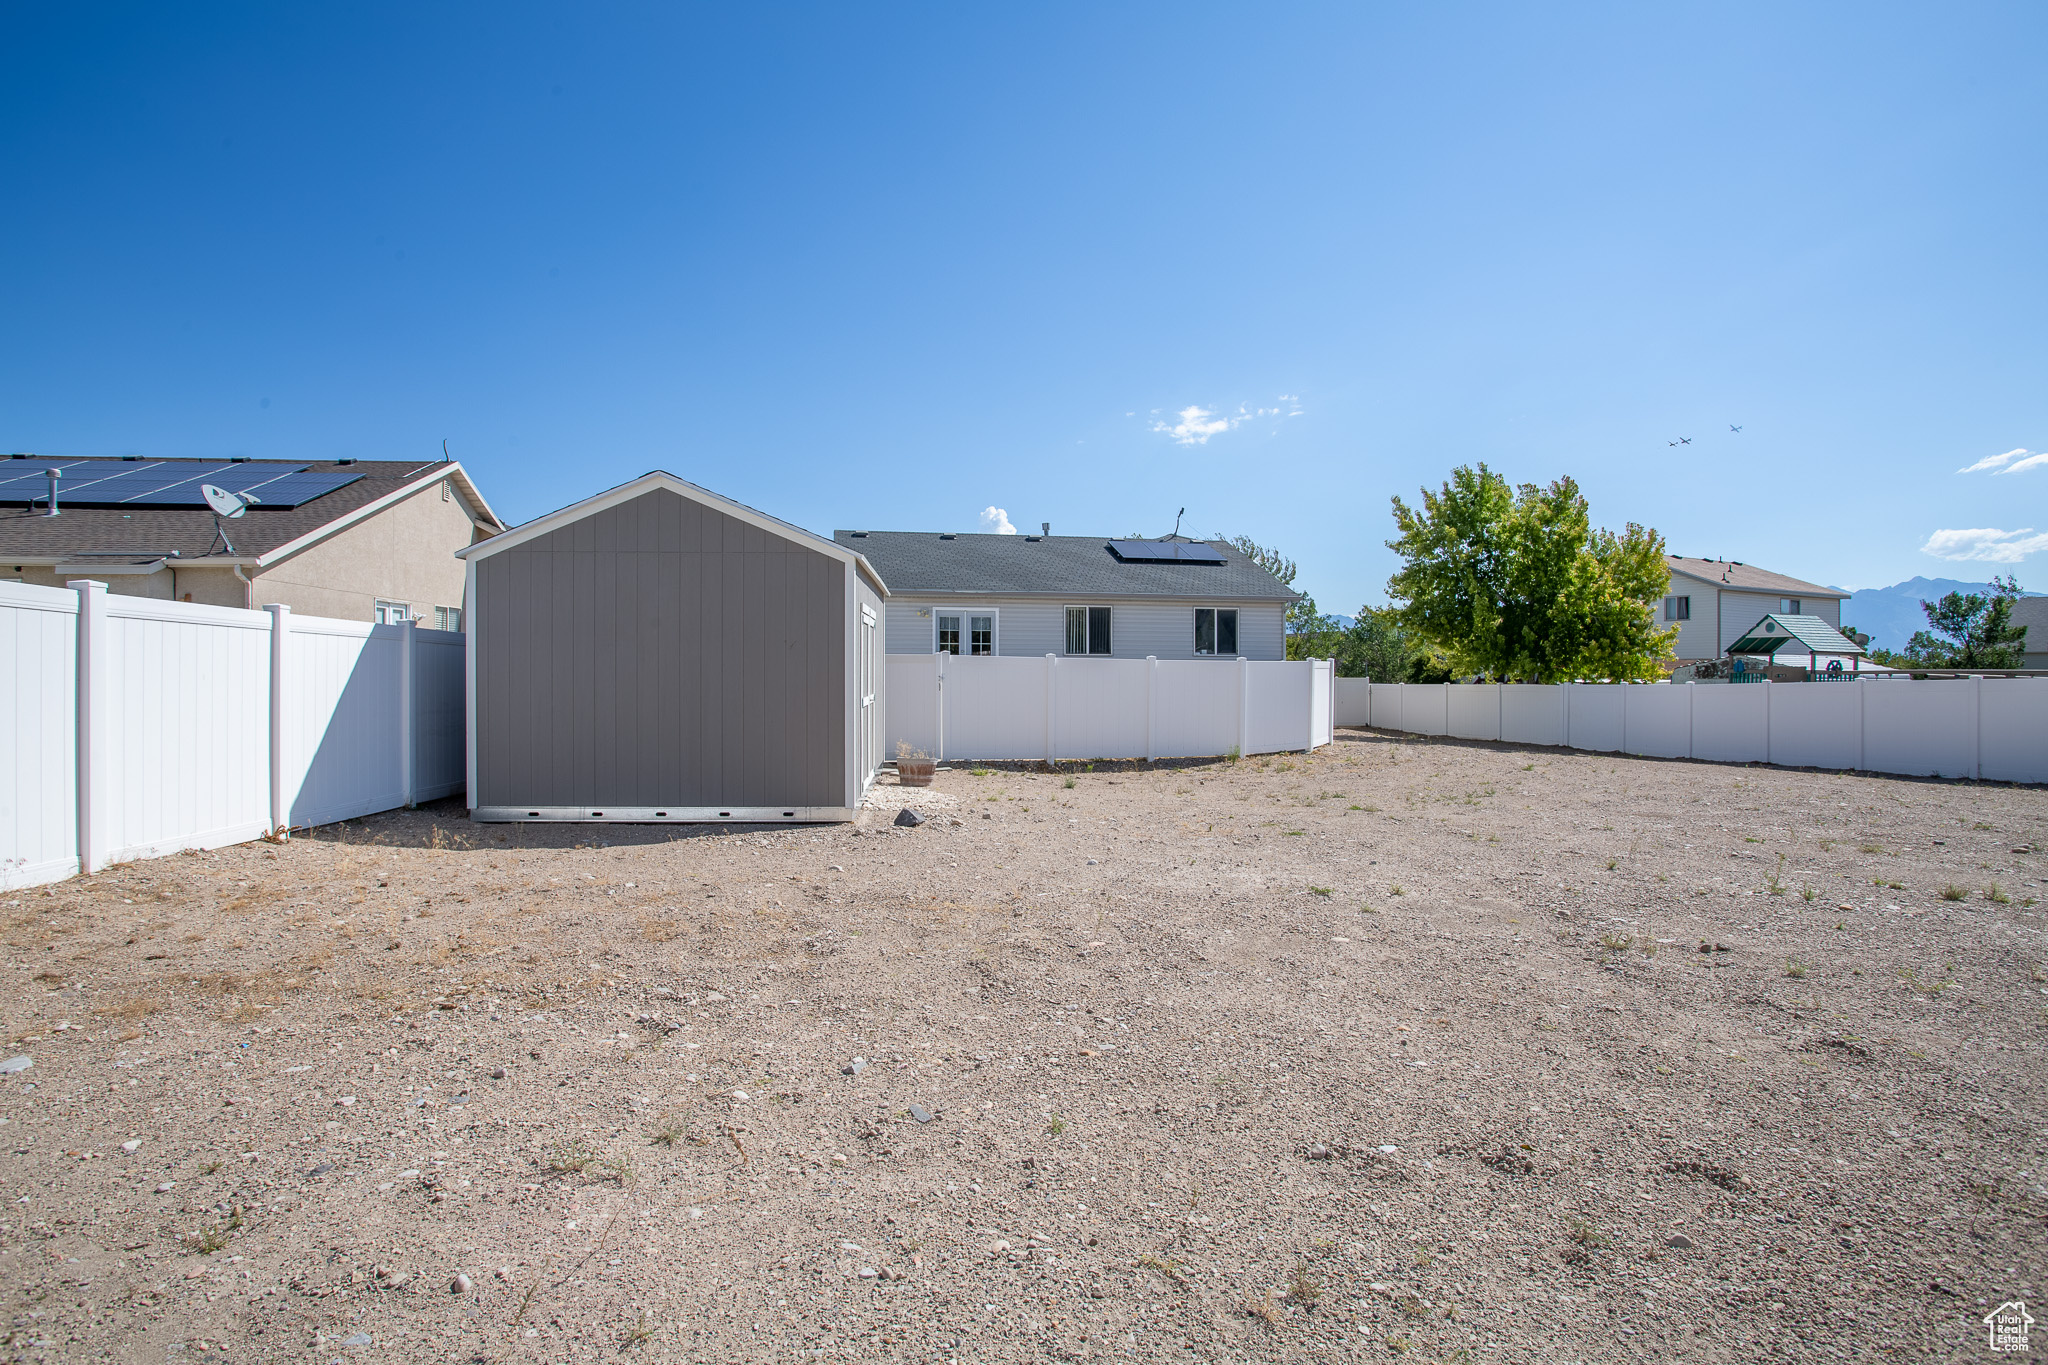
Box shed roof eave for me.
[455,471,864,575]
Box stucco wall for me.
[254,477,484,621]
[5,564,245,606]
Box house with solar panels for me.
[0,454,501,624]
[831,528,1299,661]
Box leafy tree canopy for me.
[1384,464,1675,682]
[1215,533,1297,589]
[1883,574,2028,669]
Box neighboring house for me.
[0,454,500,625]
[833,530,1297,660]
[459,472,889,823]
[2009,597,2048,669]
[1658,556,1848,660]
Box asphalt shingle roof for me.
[831,530,1297,600]
[1666,555,1844,598]
[0,458,496,564]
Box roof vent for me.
[121,455,142,461]
[1042,522,1050,536]
[848,530,867,538]
[336,458,357,466]
[938,534,957,541]
[230,456,251,463]
[1025,536,1041,542]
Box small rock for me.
[451,1273,473,1294]
[495,1266,514,1281]
[120,1139,142,1154]
[155,1181,175,1193]
[893,808,927,828]
[1664,1234,1695,1250]
[306,1162,334,1177]
[857,1266,878,1279]
[732,1089,749,1101]
[908,1103,933,1124]
[335,1096,356,1106]
[0,1057,31,1075]
[1305,1143,1334,1160]
[828,864,844,872]
[843,1057,868,1076]
[490,1067,507,1080]
[342,1331,372,1347]
[991,1239,1011,1254]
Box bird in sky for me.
[1729,424,1743,433]
[1671,436,1692,445]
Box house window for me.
[1662,595,1690,622]
[433,605,462,632]
[1780,598,1801,615]
[374,600,412,625]
[936,612,995,656]
[1066,606,1112,655]
[1194,607,1239,655]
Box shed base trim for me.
[471,805,853,824]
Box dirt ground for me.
[3,729,2045,1364]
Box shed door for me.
[859,604,879,787]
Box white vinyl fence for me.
[1334,677,2048,784]
[887,654,1334,762]
[1,580,465,889]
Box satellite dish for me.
[203,484,250,518]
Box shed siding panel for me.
[475,487,845,808]
[883,597,1287,660]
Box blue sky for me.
[4,4,2044,608]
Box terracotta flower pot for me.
[897,758,936,787]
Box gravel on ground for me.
[2,729,2044,1362]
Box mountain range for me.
[1841,577,2041,651]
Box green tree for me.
[1897,575,2027,668]
[1331,606,1429,680]
[1285,593,1347,660]
[1385,464,1675,682]
[1214,533,1297,589]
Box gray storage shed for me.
[458,472,888,823]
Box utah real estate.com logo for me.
[1985,1301,2034,1353]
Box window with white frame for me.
[1066,606,1111,655]
[374,600,412,625]
[1779,597,1802,615]
[1662,595,1690,622]
[935,610,996,655]
[1194,607,1239,655]
[433,605,462,631]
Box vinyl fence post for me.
[1620,681,1629,755]
[1145,656,1157,762]
[1044,654,1056,765]
[1686,680,1695,760]
[1763,678,1772,766]
[1560,682,1571,750]
[400,617,417,808]
[68,580,108,876]
[935,650,946,765]
[1972,674,1983,781]
[1857,674,1866,772]
[1238,657,1250,757]
[1496,679,1503,742]
[264,604,290,836]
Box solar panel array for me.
[1105,539,1227,564]
[0,459,364,508]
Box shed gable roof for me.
[830,530,1297,600]
[1727,613,1866,656]
[459,471,887,595]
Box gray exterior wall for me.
[882,596,1287,660]
[474,487,850,809]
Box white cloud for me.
[1957,447,2033,473]
[978,506,1017,535]
[1919,526,2048,563]
[1997,450,2048,476]
[1147,396,1304,445]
